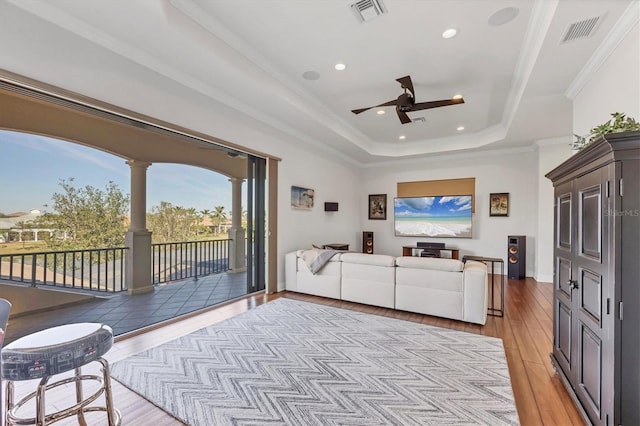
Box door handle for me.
[567,280,578,290]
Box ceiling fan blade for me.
[396,75,415,97]
[351,99,398,115]
[396,106,412,124]
[411,97,465,111]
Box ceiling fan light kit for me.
[352,75,465,124]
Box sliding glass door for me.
[246,155,266,293]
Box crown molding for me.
[501,0,559,129]
[565,2,640,99]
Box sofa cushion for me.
[342,262,395,309]
[340,253,395,267]
[396,268,464,292]
[395,256,464,272]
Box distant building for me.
[0,209,52,242]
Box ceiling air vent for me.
[351,0,387,23]
[561,16,602,43]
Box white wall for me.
[573,22,640,136]
[360,149,540,276]
[535,141,573,283]
[1,283,95,316]
[276,144,361,290]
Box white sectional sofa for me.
[395,256,488,325]
[341,253,396,309]
[285,249,343,299]
[285,250,489,325]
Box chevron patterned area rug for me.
[111,298,519,425]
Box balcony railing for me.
[0,247,127,292]
[152,239,230,285]
[0,239,232,292]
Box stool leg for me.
[74,367,87,426]
[98,358,118,426]
[4,381,12,426]
[36,376,50,426]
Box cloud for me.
[55,143,127,177]
[397,197,435,211]
[1,130,127,177]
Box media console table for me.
[462,255,504,317]
[401,246,459,260]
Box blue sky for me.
[395,196,472,217]
[0,130,236,215]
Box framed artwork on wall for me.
[368,194,387,220]
[291,186,315,210]
[490,193,509,217]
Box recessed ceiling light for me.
[334,63,346,71]
[377,110,385,115]
[302,71,320,81]
[442,28,457,39]
[452,94,463,100]
[399,135,406,140]
[457,126,465,131]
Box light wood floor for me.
[5,277,585,425]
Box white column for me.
[228,177,246,272]
[127,160,151,232]
[230,178,242,229]
[125,160,154,295]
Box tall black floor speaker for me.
[508,235,526,279]
[362,232,374,254]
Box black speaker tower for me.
[508,235,526,279]
[362,232,374,254]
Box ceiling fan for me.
[351,75,465,124]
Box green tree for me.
[41,178,129,250]
[147,202,202,243]
[198,209,214,237]
[199,209,211,222]
[15,220,33,248]
[211,205,227,234]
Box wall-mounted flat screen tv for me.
[394,195,473,238]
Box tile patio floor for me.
[3,271,249,345]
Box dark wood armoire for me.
[546,131,639,426]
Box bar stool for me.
[1,323,121,425]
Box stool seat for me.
[2,323,120,425]
[2,323,113,381]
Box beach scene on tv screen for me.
[394,195,472,238]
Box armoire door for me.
[554,164,612,425]
[553,180,574,378]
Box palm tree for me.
[211,206,227,234]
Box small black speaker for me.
[417,242,445,249]
[324,202,339,212]
[363,231,374,254]
[508,235,526,279]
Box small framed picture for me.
[490,193,509,217]
[368,194,387,220]
[291,186,315,210]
